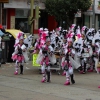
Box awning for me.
[6,29,26,39]
[0,30,4,36]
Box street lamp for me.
[92,0,95,28]
[30,0,34,34]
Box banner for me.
[33,54,40,67]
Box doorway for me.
[39,10,48,28]
[15,18,28,33]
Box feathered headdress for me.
[14,32,24,47]
[38,28,43,36]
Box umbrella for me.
[0,30,4,36]
[6,29,26,39]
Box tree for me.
[45,0,92,27]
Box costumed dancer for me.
[73,26,82,73]
[24,34,34,50]
[49,30,57,50]
[36,29,56,83]
[54,27,64,50]
[12,32,29,75]
[92,30,100,73]
[85,28,96,72]
[81,26,92,72]
[32,28,44,54]
[61,37,75,85]
[61,24,77,76]
[76,26,89,74]
[61,40,67,76]
[92,30,100,88]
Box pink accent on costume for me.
[14,71,18,75]
[98,86,100,88]
[40,57,50,65]
[67,33,73,38]
[97,68,100,72]
[61,61,67,68]
[62,72,66,76]
[77,34,82,38]
[41,78,46,83]
[71,25,74,28]
[17,33,23,39]
[68,48,71,53]
[64,81,70,85]
[12,54,24,62]
[14,43,18,47]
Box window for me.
[15,9,29,18]
[84,15,90,27]
[15,9,29,33]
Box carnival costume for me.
[92,30,100,73]
[35,28,56,83]
[12,32,29,75]
[61,38,76,85]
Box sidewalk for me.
[0,62,100,100]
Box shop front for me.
[4,0,33,33]
[3,0,57,33]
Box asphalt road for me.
[0,62,100,100]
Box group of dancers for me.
[11,24,100,87]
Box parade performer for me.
[92,30,100,73]
[73,27,83,73]
[81,26,93,72]
[61,41,67,76]
[79,29,88,74]
[12,32,29,75]
[61,24,78,76]
[61,38,76,85]
[32,28,45,54]
[24,34,34,49]
[36,29,56,83]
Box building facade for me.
[2,0,100,32]
[74,0,100,30]
[2,0,57,34]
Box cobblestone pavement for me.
[0,62,100,100]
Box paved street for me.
[0,62,100,100]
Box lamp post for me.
[30,0,34,34]
[92,0,95,28]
